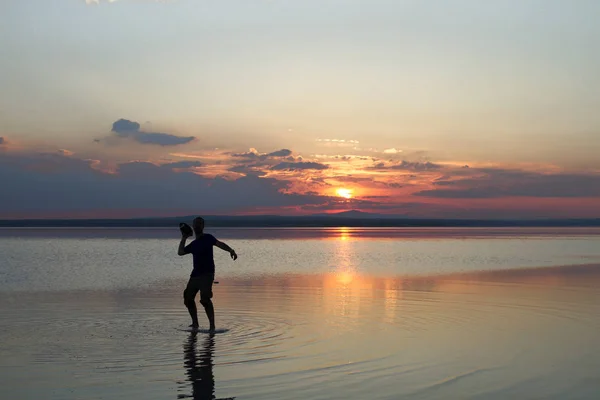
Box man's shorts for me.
[184,273,214,300]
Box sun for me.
[335,188,353,199]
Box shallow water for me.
[1,227,600,292]
[1,228,600,399]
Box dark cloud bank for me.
[1,151,599,218]
[161,161,203,169]
[271,161,329,171]
[416,168,600,198]
[0,152,325,216]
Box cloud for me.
[228,163,268,177]
[267,149,292,157]
[0,151,328,217]
[0,137,5,145]
[161,161,203,169]
[316,139,359,144]
[2,149,600,219]
[271,161,329,171]
[329,176,375,183]
[226,148,304,176]
[231,148,261,159]
[111,119,195,146]
[370,160,442,171]
[57,149,74,156]
[383,148,401,154]
[314,154,372,161]
[415,169,600,198]
[0,151,103,177]
[232,148,293,160]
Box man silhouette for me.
[178,217,237,331]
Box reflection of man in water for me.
[183,332,216,399]
[178,217,237,331]
[182,332,236,400]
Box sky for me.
[1,0,599,219]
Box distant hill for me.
[311,210,386,219]
[0,210,599,228]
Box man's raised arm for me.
[215,240,238,260]
[178,235,190,256]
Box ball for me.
[179,222,193,236]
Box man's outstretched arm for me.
[215,240,237,260]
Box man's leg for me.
[183,279,200,328]
[199,274,216,331]
[199,298,215,331]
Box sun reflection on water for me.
[336,270,355,286]
[338,227,351,241]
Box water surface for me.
[1,227,599,399]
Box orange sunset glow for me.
[335,188,353,199]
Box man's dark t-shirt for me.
[184,234,217,277]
